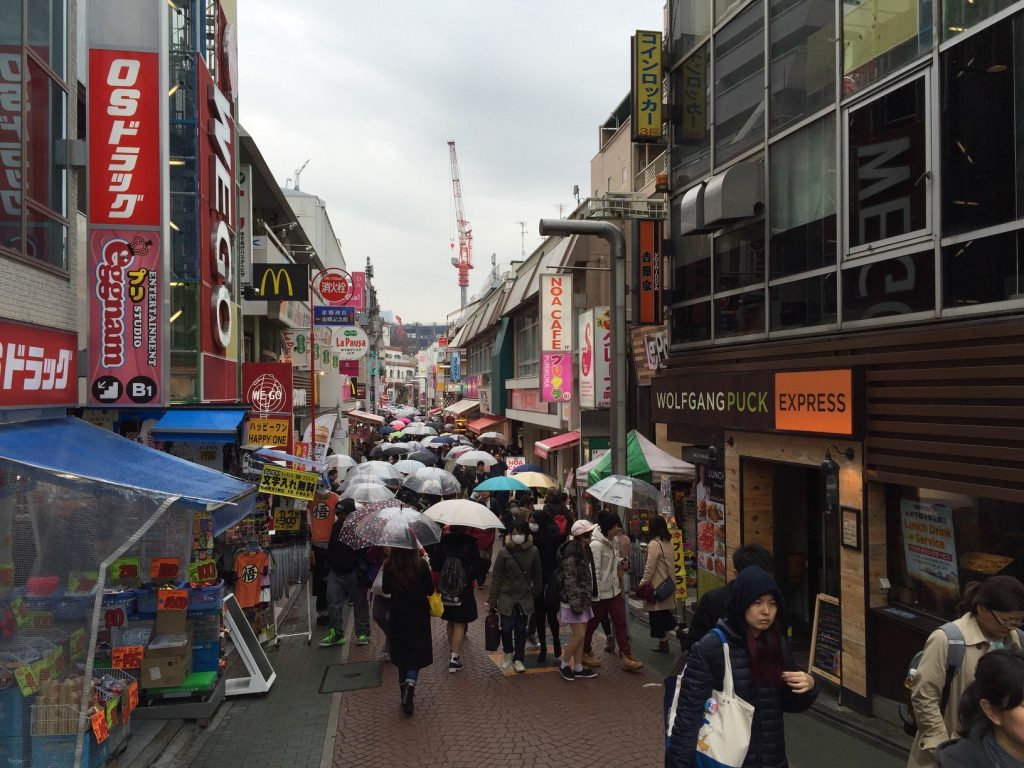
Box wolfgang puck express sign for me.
[651,369,857,436]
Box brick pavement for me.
[332,589,665,768]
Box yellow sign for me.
[258,266,294,298]
[670,524,687,599]
[258,464,319,500]
[245,416,291,447]
[632,30,663,140]
[273,506,302,532]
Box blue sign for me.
[314,306,355,325]
[450,351,461,382]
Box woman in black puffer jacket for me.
[667,566,818,767]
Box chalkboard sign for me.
[809,593,841,685]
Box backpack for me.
[899,623,1024,736]
[438,556,467,606]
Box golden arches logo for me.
[258,267,295,298]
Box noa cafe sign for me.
[334,326,369,360]
[540,274,572,351]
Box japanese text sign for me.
[149,557,180,580]
[539,274,572,351]
[112,645,144,669]
[634,220,663,324]
[244,416,291,447]
[0,321,77,408]
[632,30,663,141]
[157,589,189,611]
[273,506,302,532]
[541,352,573,403]
[258,464,320,500]
[578,309,596,408]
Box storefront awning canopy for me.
[534,430,580,459]
[346,409,385,425]
[0,417,255,532]
[444,399,479,417]
[151,409,246,444]
[467,415,507,435]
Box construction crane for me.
[448,140,473,308]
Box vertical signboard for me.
[631,30,663,141]
[539,274,572,351]
[87,4,168,406]
[594,307,612,408]
[449,351,462,382]
[541,351,573,403]
[578,309,595,408]
[634,220,663,324]
[237,163,253,287]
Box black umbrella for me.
[407,450,439,466]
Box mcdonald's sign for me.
[253,264,309,301]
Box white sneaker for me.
[513,660,526,673]
[501,653,513,670]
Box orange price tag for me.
[150,558,180,580]
[128,681,139,711]
[157,589,188,611]
[112,645,144,669]
[91,709,109,744]
[188,560,218,583]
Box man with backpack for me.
[431,525,484,672]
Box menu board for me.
[695,461,726,596]
[809,593,841,685]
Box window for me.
[770,273,837,330]
[714,220,765,292]
[672,232,712,301]
[670,300,713,344]
[846,77,929,252]
[714,0,765,167]
[670,44,711,188]
[842,0,932,92]
[669,0,712,64]
[715,288,765,337]
[514,315,538,378]
[943,230,1024,309]
[944,0,1018,39]
[841,250,935,322]
[941,13,1024,237]
[28,0,65,80]
[886,485,1024,621]
[769,0,835,134]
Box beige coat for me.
[906,612,1023,768]
[639,538,676,612]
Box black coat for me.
[382,558,434,672]
[667,619,818,768]
[937,725,1015,767]
[430,532,481,623]
[683,583,732,651]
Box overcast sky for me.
[238,1,663,326]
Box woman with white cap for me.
[556,519,599,682]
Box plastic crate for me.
[187,580,223,611]
[189,612,220,643]
[102,590,137,614]
[0,686,27,737]
[191,641,220,673]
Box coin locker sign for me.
[258,465,319,500]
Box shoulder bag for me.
[694,627,754,767]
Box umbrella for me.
[379,425,396,435]
[339,482,396,502]
[324,454,358,470]
[404,424,438,437]
[253,447,323,471]
[406,450,439,467]
[584,474,663,510]
[384,444,413,457]
[390,420,405,428]
[393,458,426,475]
[402,467,461,496]
[399,417,413,424]
[510,471,556,489]
[510,463,546,474]
[424,499,505,530]
[422,436,456,448]
[352,503,442,549]
[337,500,389,548]
[388,430,407,442]
[346,461,403,486]
[455,450,498,468]
[473,475,529,493]
[477,431,506,446]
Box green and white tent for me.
[577,430,695,487]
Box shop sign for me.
[347,272,366,311]
[314,306,355,325]
[0,321,77,407]
[644,327,669,371]
[463,374,478,398]
[417,352,427,377]
[258,464,319,500]
[479,385,491,414]
[243,362,293,414]
[900,500,960,604]
[238,164,253,286]
[450,351,462,382]
[273,506,302,532]
[631,30,663,141]
[695,461,727,595]
[595,308,611,408]
[578,309,596,407]
[334,326,369,360]
[313,268,353,306]
[504,456,526,474]
[539,274,572,351]
[670,522,687,599]
[82,409,117,430]
[541,352,573,402]
[774,369,854,436]
[634,220,663,324]
[652,371,773,431]
[271,299,311,329]
[244,416,290,447]
[301,412,337,462]
[510,387,549,413]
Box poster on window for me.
[901,500,960,605]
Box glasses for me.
[988,606,1024,628]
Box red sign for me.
[0,321,77,407]
[510,388,549,413]
[112,645,144,669]
[88,50,162,227]
[149,558,180,580]
[348,271,366,311]
[314,269,353,306]
[635,219,664,324]
[87,230,162,405]
[91,709,110,744]
[242,363,293,414]
[339,359,359,376]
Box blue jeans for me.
[398,667,419,685]
[500,608,529,661]
[326,570,369,637]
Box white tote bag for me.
[694,628,755,768]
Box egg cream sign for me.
[334,326,369,360]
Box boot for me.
[620,654,644,672]
[553,639,562,660]
[399,682,407,710]
[581,652,603,668]
[653,639,670,653]
[401,683,415,715]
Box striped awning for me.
[533,430,580,459]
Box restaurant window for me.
[944,0,1017,39]
[942,230,1024,309]
[841,249,935,322]
[670,43,711,189]
[714,220,766,293]
[846,77,929,253]
[670,300,713,344]
[886,485,1024,621]
[714,0,765,167]
[715,287,765,338]
[842,0,932,93]
[941,13,1024,237]
[769,0,835,134]
[669,0,711,64]
[770,273,837,330]
[770,115,837,278]
[672,232,712,301]
[514,315,538,378]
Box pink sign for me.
[88,230,162,406]
[541,352,573,403]
[347,272,366,311]
[510,388,548,413]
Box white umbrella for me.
[253,447,324,471]
[404,424,438,437]
[339,482,396,502]
[425,499,506,530]
[476,431,506,446]
[454,450,498,468]
[584,474,662,510]
[393,458,426,475]
[346,460,403,485]
[402,467,462,496]
[325,454,358,470]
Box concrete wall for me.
[589,118,633,197]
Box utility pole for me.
[365,256,383,413]
[516,221,527,260]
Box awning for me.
[0,416,256,533]
[151,409,246,444]
[467,415,507,435]
[533,430,581,459]
[443,399,480,417]
[345,409,385,425]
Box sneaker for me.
[581,653,603,668]
[501,653,513,671]
[513,660,526,673]
[559,665,575,682]
[448,658,464,673]
[574,666,598,679]
[318,629,346,648]
[355,634,369,646]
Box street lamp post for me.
[538,219,627,477]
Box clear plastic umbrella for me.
[454,450,499,468]
[351,503,442,549]
[394,458,426,475]
[339,482,396,503]
[476,431,506,446]
[345,460,403,486]
[424,499,505,530]
[324,454,358,470]
[404,424,438,437]
[584,474,662,510]
[401,466,461,496]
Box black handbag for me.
[484,612,500,651]
[653,576,675,602]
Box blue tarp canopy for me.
[0,416,255,533]
[151,408,246,444]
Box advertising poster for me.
[540,351,573,402]
[594,307,611,408]
[901,500,960,605]
[578,309,595,407]
[695,461,727,596]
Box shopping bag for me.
[484,612,500,651]
[694,628,754,767]
[427,591,444,618]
